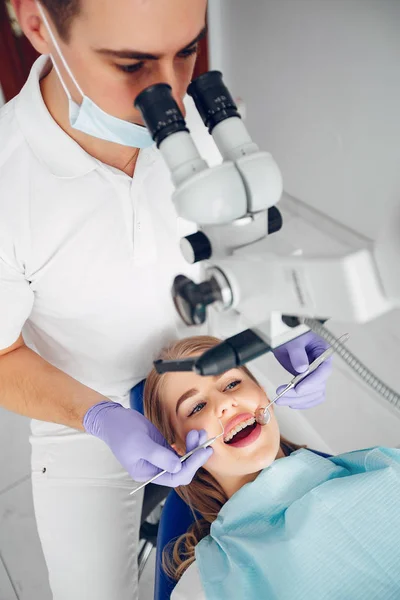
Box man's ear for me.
[11,0,53,55]
[171,442,186,457]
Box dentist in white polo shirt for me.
[0,1,332,598]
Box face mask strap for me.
[36,1,85,99]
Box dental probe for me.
[130,420,224,495]
[255,333,350,425]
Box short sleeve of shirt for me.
[0,251,34,349]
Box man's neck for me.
[40,67,140,177]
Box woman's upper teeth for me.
[224,417,256,443]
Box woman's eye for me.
[224,380,241,391]
[189,402,206,417]
[117,62,144,74]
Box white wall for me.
[208,0,400,240]
[208,0,400,452]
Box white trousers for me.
[30,418,144,600]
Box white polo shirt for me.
[0,55,221,407]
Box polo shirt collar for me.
[15,55,99,179]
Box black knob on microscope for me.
[180,231,212,264]
[268,206,283,235]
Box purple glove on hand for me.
[84,401,212,486]
[273,331,332,409]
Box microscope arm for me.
[134,72,399,374]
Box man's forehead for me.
[77,0,207,48]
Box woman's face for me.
[161,365,282,496]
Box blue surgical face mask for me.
[37,3,154,149]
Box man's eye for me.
[178,45,199,59]
[189,402,206,417]
[117,62,144,74]
[224,380,241,391]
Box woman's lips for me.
[224,412,255,437]
[226,422,262,449]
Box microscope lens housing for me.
[188,71,241,133]
[172,275,224,327]
[134,83,189,147]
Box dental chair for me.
[130,381,171,579]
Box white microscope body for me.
[136,72,397,355]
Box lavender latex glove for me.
[84,401,213,486]
[273,331,332,409]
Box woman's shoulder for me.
[171,560,206,600]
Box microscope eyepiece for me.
[188,71,241,134]
[134,83,189,147]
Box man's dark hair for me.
[39,0,81,42]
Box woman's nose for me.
[217,395,239,419]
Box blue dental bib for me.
[196,447,400,600]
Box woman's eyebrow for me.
[176,388,198,414]
[175,367,240,414]
[93,25,208,61]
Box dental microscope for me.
[134,72,400,412]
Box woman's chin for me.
[244,442,281,470]
[210,450,276,478]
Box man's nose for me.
[157,64,186,115]
[174,94,186,117]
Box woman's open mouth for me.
[223,417,262,448]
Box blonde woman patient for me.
[144,336,400,600]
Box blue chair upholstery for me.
[154,491,199,600]
[130,379,146,413]
[130,380,170,524]
[154,448,333,600]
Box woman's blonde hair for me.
[143,335,301,580]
